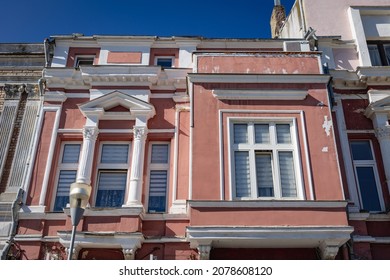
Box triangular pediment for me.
[79,91,155,120]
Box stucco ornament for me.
[25,84,40,99]
[4,84,25,99]
[82,126,99,141]
[133,126,147,140]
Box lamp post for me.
[67,182,91,260]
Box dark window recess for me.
[75,57,94,67]
[156,58,173,68]
[367,41,390,66]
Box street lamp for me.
[67,182,91,260]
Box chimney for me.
[270,0,286,38]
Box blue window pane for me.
[350,141,373,160]
[148,170,167,212]
[95,172,126,207]
[96,190,125,208]
[356,167,381,212]
[156,58,172,68]
[53,170,77,212]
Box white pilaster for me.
[319,242,339,260]
[126,126,147,206]
[77,126,99,185]
[372,115,390,193]
[122,248,136,260]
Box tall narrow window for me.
[148,143,169,213]
[95,143,130,207]
[231,121,301,199]
[53,143,81,211]
[350,140,383,212]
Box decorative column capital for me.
[83,126,99,141]
[375,126,390,141]
[197,245,212,260]
[133,126,148,140]
[25,84,40,100]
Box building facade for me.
[0,35,352,260]
[278,0,390,259]
[0,44,45,259]
[1,0,389,260]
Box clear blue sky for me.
[1,0,296,43]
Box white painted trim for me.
[145,141,170,213]
[346,129,376,134]
[148,129,175,134]
[212,89,308,100]
[142,237,187,243]
[188,200,348,208]
[348,7,372,66]
[58,231,144,250]
[186,225,353,249]
[50,141,83,211]
[351,140,385,212]
[349,212,390,221]
[22,101,44,201]
[57,128,83,134]
[94,141,132,207]
[18,210,67,220]
[39,106,62,207]
[219,110,310,201]
[188,73,330,84]
[65,93,90,99]
[218,110,225,200]
[141,213,189,221]
[172,110,180,204]
[150,94,175,99]
[334,102,361,208]
[352,235,390,244]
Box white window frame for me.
[154,56,175,68]
[52,142,82,211]
[350,140,385,212]
[228,117,304,200]
[93,141,131,208]
[74,55,95,67]
[145,142,170,213]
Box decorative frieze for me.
[4,84,23,99]
[3,83,41,100]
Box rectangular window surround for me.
[350,140,384,212]
[147,142,170,213]
[94,142,131,208]
[228,118,304,200]
[53,142,82,212]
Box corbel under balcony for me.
[188,73,330,84]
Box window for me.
[75,56,94,67]
[367,41,390,66]
[95,143,130,207]
[155,56,174,68]
[231,121,301,199]
[350,140,383,212]
[147,143,170,213]
[53,143,81,211]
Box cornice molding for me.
[188,73,330,84]
[212,89,308,100]
[188,200,348,208]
